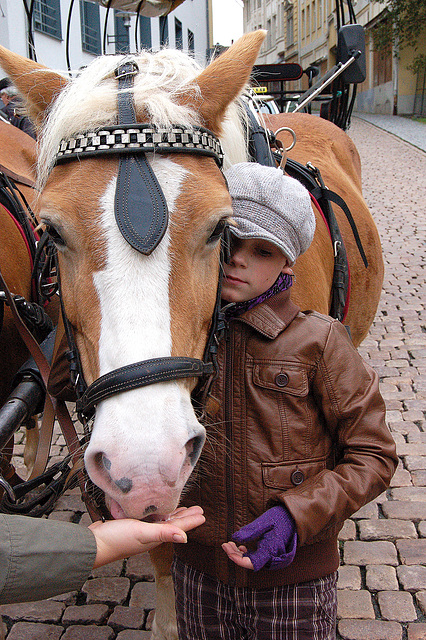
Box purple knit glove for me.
[232,505,297,571]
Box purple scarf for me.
[223,272,293,319]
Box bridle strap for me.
[55,125,224,167]
[76,357,214,418]
[114,61,169,256]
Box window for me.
[80,0,101,56]
[188,29,194,53]
[286,10,294,46]
[279,2,285,37]
[160,15,169,46]
[373,20,392,86]
[114,10,130,53]
[139,16,152,49]
[175,18,183,49]
[33,0,62,40]
[266,19,272,49]
[373,47,392,86]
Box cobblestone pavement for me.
[353,113,426,153]
[1,117,425,639]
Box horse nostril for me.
[91,452,112,480]
[186,434,205,465]
[143,505,158,518]
[91,454,132,494]
[102,454,112,471]
[115,477,133,494]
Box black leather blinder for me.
[114,62,169,255]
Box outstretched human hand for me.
[222,505,297,571]
[89,505,205,568]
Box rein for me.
[55,61,227,425]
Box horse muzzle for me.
[83,390,206,520]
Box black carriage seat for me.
[251,63,304,114]
[252,63,304,84]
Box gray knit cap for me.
[224,163,316,265]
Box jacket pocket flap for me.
[262,459,327,489]
[253,363,309,397]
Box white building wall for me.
[0,0,209,78]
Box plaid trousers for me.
[172,557,337,640]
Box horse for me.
[0,121,44,483]
[0,32,383,639]
[0,120,38,406]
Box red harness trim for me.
[309,194,351,322]
[0,202,39,301]
[1,202,34,270]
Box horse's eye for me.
[44,223,66,247]
[207,219,227,244]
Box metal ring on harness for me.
[274,127,297,168]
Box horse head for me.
[0,31,265,520]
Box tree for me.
[373,0,426,73]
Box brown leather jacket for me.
[175,289,397,588]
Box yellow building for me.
[243,0,426,115]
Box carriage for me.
[0,0,383,636]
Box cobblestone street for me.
[0,116,425,639]
[336,118,426,640]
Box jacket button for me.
[275,373,289,387]
[291,469,305,486]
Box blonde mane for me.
[37,48,249,188]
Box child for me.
[172,162,397,640]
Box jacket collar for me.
[236,289,300,339]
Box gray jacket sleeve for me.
[0,514,97,604]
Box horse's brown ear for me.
[193,30,266,133]
[0,46,68,128]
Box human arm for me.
[0,506,204,603]
[89,505,205,568]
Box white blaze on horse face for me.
[84,157,206,520]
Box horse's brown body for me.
[264,112,384,347]
[0,121,38,406]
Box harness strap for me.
[0,269,102,520]
[76,357,214,419]
[0,163,36,189]
[0,457,75,517]
[243,100,276,167]
[0,270,56,482]
[282,157,351,322]
[310,186,368,267]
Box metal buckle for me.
[115,61,139,79]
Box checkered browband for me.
[55,124,224,167]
